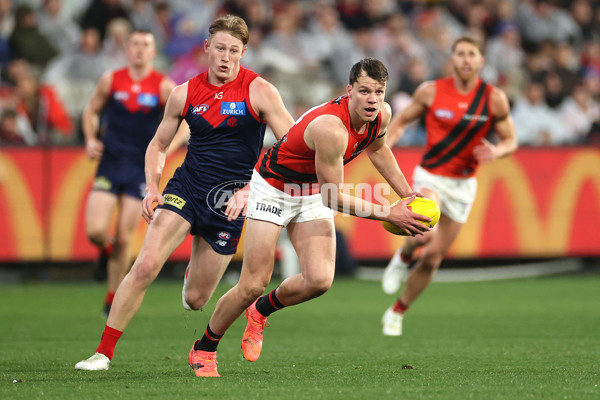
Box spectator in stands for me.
[512,80,566,146]
[12,62,73,144]
[37,0,81,55]
[0,0,14,67]
[101,18,131,71]
[559,82,600,144]
[9,3,58,71]
[43,27,107,140]
[79,0,130,41]
[517,0,581,50]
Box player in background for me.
[381,37,518,336]
[82,30,175,317]
[74,15,295,376]
[192,58,431,376]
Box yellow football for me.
[381,197,440,236]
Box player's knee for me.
[304,276,333,298]
[85,226,105,247]
[183,290,208,310]
[238,281,268,304]
[419,253,443,273]
[129,259,159,288]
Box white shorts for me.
[246,170,334,226]
[412,165,477,224]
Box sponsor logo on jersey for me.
[255,202,282,217]
[137,93,159,107]
[218,231,231,240]
[114,91,129,101]
[463,114,489,122]
[216,240,228,247]
[164,194,186,210]
[220,101,246,115]
[215,92,223,99]
[227,117,238,127]
[192,104,210,115]
[434,109,454,119]
[93,176,112,191]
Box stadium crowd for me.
[0,0,599,147]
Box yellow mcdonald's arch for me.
[49,153,97,258]
[454,150,600,256]
[0,152,44,259]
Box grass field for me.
[1,273,599,399]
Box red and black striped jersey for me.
[258,95,383,195]
[422,77,494,178]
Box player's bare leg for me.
[241,218,336,362]
[208,218,282,334]
[104,195,142,315]
[75,209,191,371]
[274,218,336,305]
[107,210,191,330]
[383,215,462,336]
[182,236,233,311]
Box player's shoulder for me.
[413,80,436,105]
[488,85,511,116]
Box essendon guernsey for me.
[258,95,383,195]
[422,77,494,178]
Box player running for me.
[189,58,430,376]
[74,15,294,376]
[82,30,175,317]
[381,37,518,336]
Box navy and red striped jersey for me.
[258,95,382,195]
[101,68,165,163]
[179,67,267,190]
[422,77,494,178]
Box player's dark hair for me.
[349,58,389,85]
[209,15,249,46]
[451,36,483,54]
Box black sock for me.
[194,324,223,352]
[255,289,285,317]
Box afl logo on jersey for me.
[192,104,209,115]
[434,109,454,119]
[221,101,246,115]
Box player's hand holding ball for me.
[382,196,440,236]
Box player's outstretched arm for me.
[82,71,112,160]
[386,81,434,147]
[309,115,429,236]
[142,83,187,223]
[249,77,295,140]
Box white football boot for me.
[382,307,403,336]
[381,249,409,294]
[74,353,110,371]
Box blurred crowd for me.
[0,0,599,147]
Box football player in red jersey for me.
[381,37,518,336]
[82,30,175,317]
[75,15,295,377]
[200,58,430,368]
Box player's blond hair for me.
[208,15,249,46]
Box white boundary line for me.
[356,259,583,282]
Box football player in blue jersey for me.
[75,15,295,376]
[82,30,175,317]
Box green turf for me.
[1,274,599,399]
